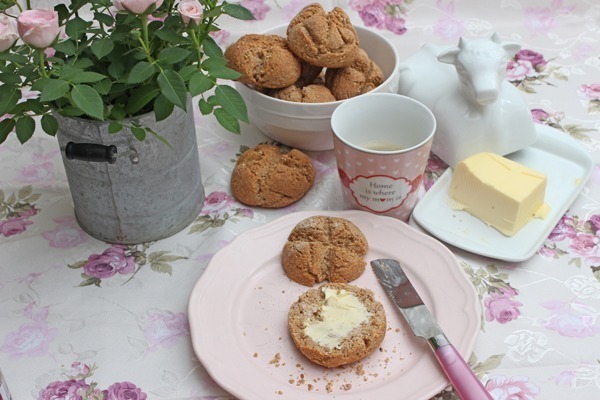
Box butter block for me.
[449,152,549,236]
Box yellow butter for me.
[304,287,370,349]
[449,152,549,236]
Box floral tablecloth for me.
[1,1,600,399]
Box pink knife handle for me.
[434,344,493,400]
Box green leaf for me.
[154,94,174,121]
[154,28,185,44]
[60,65,84,81]
[214,108,241,134]
[157,47,191,66]
[53,40,77,56]
[94,12,114,27]
[0,119,15,144]
[126,85,160,115]
[108,61,125,79]
[157,70,187,109]
[202,36,223,58]
[198,98,213,115]
[41,114,58,136]
[93,79,113,95]
[150,261,173,275]
[15,116,36,144]
[70,72,107,84]
[131,126,146,141]
[70,84,104,120]
[128,61,156,84]
[189,72,214,96]
[0,52,29,64]
[0,88,20,115]
[215,85,248,122]
[207,65,242,80]
[108,121,123,134]
[91,38,115,60]
[65,16,91,40]
[223,3,255,20]
[109,105,127,120]
[40,79,70,101]
[0,73,22,85]
[203,56,228,69]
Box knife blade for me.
[371,259,492,400]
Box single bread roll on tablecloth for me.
[288,283,387,368]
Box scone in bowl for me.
[235,25,400,151]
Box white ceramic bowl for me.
[235,25,400,151]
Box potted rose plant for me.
[0,0,253,244]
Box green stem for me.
[36,49,49,79]
[26,0,31,10]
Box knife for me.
[371,259,492,400]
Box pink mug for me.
[331,93,436,221]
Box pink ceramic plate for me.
[188,210,481,400]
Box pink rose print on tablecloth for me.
[240,0,270,20]
[18,151,56,184]
[1,304,58,359]
[104,382,147,400]
[142,309,190,351]
[432,0,464,41]
[485,375,540,400]
[42,216,88,248]
[508,49,567,93]
[524,0,575,34]
[38,361,147,399]
[83,245,136,279]
[423,153,448,191]
[349,0,408,35]
[530,108,593,141]
[189,191,253,234]
[39,379,90,400]
[542,300,600,337]
[484,286,523,324]
[69,243,186,287]
[0,185,40,237]
[577,83,600,113]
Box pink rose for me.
[19,162,54,183]
[358,4,387,29]
[548,214,577,241]
[567,232,600,265]
[1,321,58,358]
[484,288,523,324]
[68,362,91,379]
[42,217,88,248]
[0,216,33,237]
[142,309,189,351]
[538,245,558,258]
[524,7,556,33]
[578,84,600,101]
[113,0,164,15]
[240,0,271,21]
[486,375,540,400]
[103,382,147,400]
[433,15,465,40]
[515,49,547,68]
[589,215,600,233]
[200,191,234,215]
[530,108,550,124]
[0,15,18,52]
[385,15,407,35]
[178,0,203,25]
[543,300,600,337]
[39,379,89,400]
[506,59,537,81]
[83,245,135,279]
[17,9,60,49]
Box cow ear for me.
[437,48,459,64]
[502,42,521,58]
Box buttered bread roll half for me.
[288,283,386,368]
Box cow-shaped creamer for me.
[397,33,537,167]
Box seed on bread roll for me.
[288,283,387,368]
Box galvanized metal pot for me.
[55,97,204,244]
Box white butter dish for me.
[412,124,594,262]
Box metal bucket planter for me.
[55,97,205,244]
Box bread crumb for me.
[341,383,352,391]
[307,384,314,391]
[269,353,281,365]
[289,379,295,384]
[356,364,365,376]
[253,352,258,358]
[326,380,334,393]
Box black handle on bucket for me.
[65,142,118,164]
